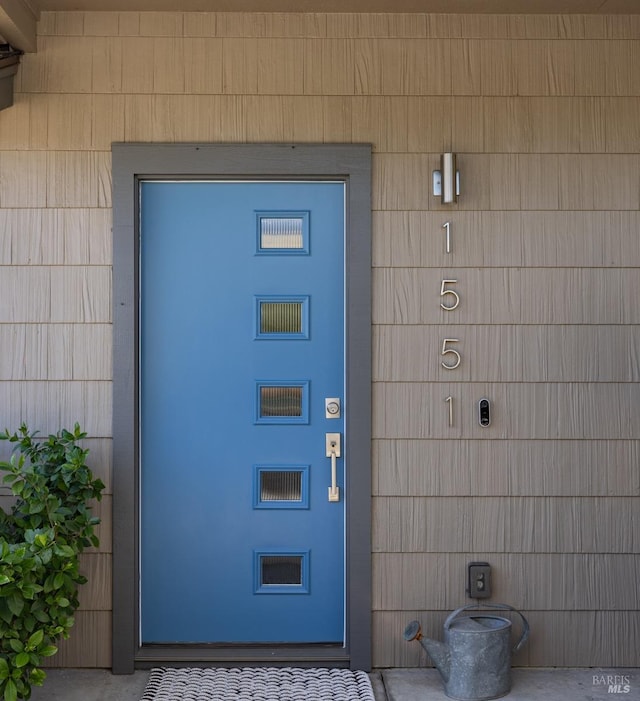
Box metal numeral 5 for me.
[441,338,461,370]
[440,279,460,311]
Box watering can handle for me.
[444,603,530,653]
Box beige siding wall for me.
[0,10,639,668]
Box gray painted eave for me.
[0,0,38,52]
[0,51,19,110]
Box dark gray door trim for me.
[111,144,372,673]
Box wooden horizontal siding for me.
[372,497,640,553]
[32,12,640,41]
[3,96,640,154]
[0,10,638,669]
[41,612,111,668]
[373,211,640,267]
[373,154,640,210]
[373,553,640,611]
[373,610,640,668]
[78,553,113,611]
[16,36,640,97]
[0,151,112,208]
[0,209,111,264]
[0,382,112,437]
[374,326,640,382]
[374,268,640,324]
[373,439,640,497]
[374,383,640,439]
[0,267,110,323]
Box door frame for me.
[111,144,372,672]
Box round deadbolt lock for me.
[327,401,340,415]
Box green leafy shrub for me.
[0,424,104,701]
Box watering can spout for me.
[403,620,451,683]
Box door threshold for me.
[135,644,350,668]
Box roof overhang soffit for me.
[0,46,19,110]
[0,0,38,53]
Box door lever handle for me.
[325,433,341,502]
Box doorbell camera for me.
[478,398,491,427]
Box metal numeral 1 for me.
[442,221,451,254]
[445,396,454,427]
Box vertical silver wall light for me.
[433,153,460,204]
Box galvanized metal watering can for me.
[404,604,530,701]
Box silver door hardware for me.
[325,397,341,419]
[325,432,341,502]
[478,398,491,427]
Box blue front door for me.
[140,181,345,644]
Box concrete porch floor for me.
[27,667,638,701]
[371,669,638,700]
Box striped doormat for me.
[140,667,376,700]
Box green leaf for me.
[18,583,42,600]
[32,609,49,623]
[0,576,10,586]
[39,549,52,565]
[28,502,44,515]
[14,653,29,669]
[4,678,17,701]
[0,601,13,625]
[27,630,44,649]
[6,595,23,618]
[0,658,9,681]
[8,639,23,654]
[23,616,36,633]
[38,645,57,658]
[29,668,46,686]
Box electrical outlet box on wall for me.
[468,561,491,599]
